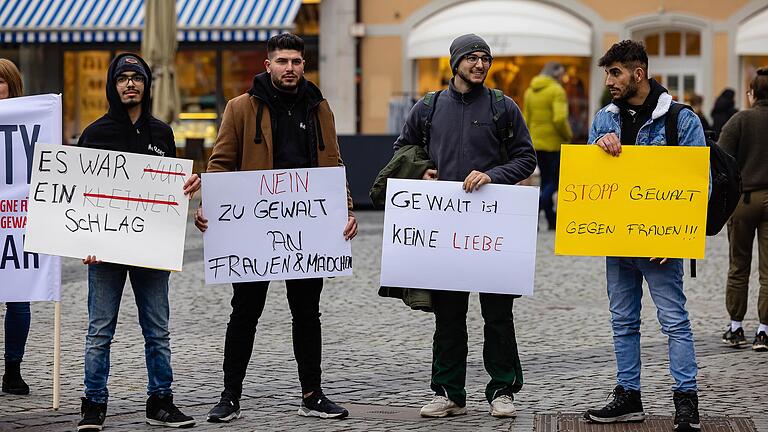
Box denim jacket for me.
[589,91,710,195]
[588,92,706,148]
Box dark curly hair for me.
[751,67,768,101]
[598,40,649,77]
[267,33,304,57]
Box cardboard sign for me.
[24,144,192,271]
[380,179,538,295]
[0,94,61,302]
[201,167,352,284]
[555,144,709,258]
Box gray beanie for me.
[113,55,148,81]
[449,34,491,73]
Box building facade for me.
[353,0,768,135]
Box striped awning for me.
[0,0,303,43]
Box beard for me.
[612,79,639,102]
[271,74,299,92]
[122,99,141,108]
[456,67,486,87]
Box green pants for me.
[430,290,523,407]
[726,189,768,325]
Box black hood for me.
[247,72,324,108]
[106,52,153,125]
[712,89,736,114]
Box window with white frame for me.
[636,30,702,104]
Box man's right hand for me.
[195,207,208,232]
[596,132,622,157]
[422,169,438,180]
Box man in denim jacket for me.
[582,40,705,432]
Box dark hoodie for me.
[614,78,667,145]
[247,72,324,169]
[77,53,176,158]
[711,89,738,141]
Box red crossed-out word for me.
[143,168,186,176]
[82,193,178,206]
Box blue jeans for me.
[536,150,560,228]
[4,302,31,363]
[606,257,697,392]
[84,263,173,403]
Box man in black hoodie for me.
[195,33,355,423]
[76,53,199,431]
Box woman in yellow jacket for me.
[523,62,573,230]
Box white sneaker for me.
[490,395,517,418]
[419,395,467,418]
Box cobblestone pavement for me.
[1,207,767,431]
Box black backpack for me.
[665,103,742,277]
[420,88,514,162]
[665,103,742,236]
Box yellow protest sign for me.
[555,144,709,259]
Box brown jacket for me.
[207,92,354,213]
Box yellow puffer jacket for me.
[523,75,573,152]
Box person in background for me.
[718,67,768,352]
[710,88,738,140]
[689,94,711,134]
[523,62,573,230]
[0,58,31,397]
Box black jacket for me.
[77,53,176,158]
[393,78,536,184]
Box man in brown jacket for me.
[194,33,356,422]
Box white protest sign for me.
[24,144,192,271]
[0,94,61,302]
[201,167,352,284]
[380,179,538,295]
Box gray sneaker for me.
[419,395,467,418]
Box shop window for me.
[685,33,701,56]
[415,55,592,141]
[174,50,217,157]
[642,31,700,57]
[665,32,682,56]
[222,48,268,101]
[63,51,111,143]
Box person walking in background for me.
[523,62,573,230]
[689,94,711,134]
[0,58,31,397]
[718,68,768,352]
[711,88,738,140]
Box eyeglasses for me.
[464,54,493,65]
[116,74,145,86]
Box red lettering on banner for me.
[452,232,504,252]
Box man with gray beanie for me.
[393,34,536,419]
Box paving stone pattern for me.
[1,207,767,431]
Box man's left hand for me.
[650,257,668,264]
[343,215,358,240]
[463,170,491,192]
[183,174,201,198]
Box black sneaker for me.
[753,331,768,351]
[722,327,747,347]
[673,391,701,431]
[1,362,30,395]
[145,393,196,428]
[206,390,241,423]
[77,397,107,431]
[298,391,349,419]
[584,385,645,423]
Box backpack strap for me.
[421,90,442,150]
[489,88,512,162]
[665,102,699,277]
[664,102,691,147]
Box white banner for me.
[380,179,538,295]
[24,144,192,271]
[0,94,61,302]
[201,167,352,284]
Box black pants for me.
[222,278,323,398]
[536,150,560,228]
